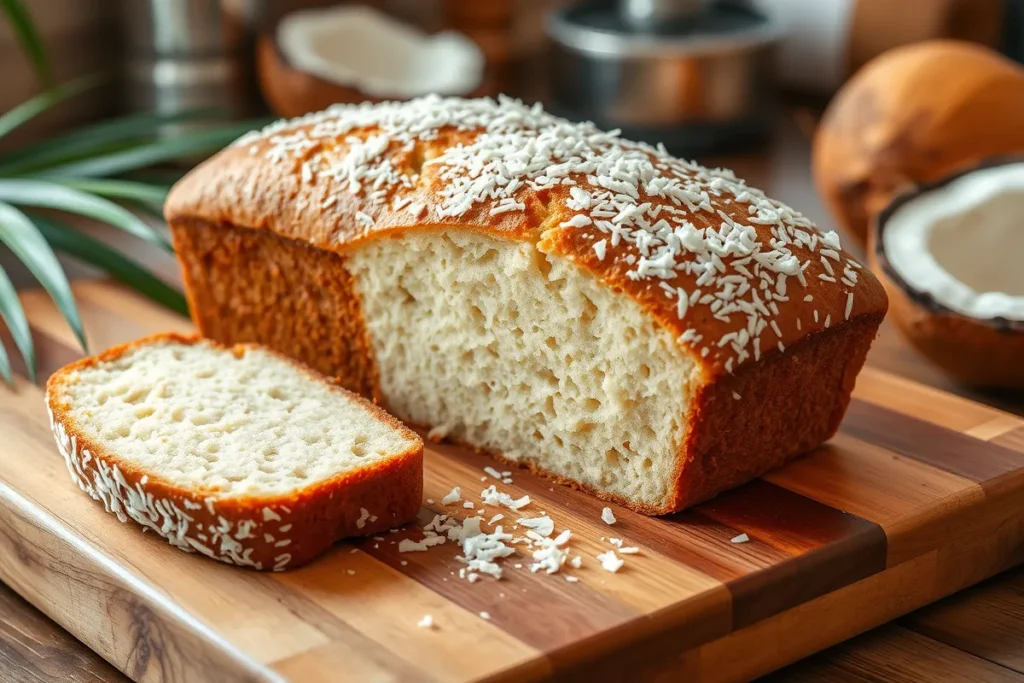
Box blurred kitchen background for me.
[6,0,1023,145]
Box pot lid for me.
[547,0,782,58]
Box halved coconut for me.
[258,5,486,118]
[872,160,1024,389]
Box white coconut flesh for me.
[276,6,484,99]
[883,162,1024,321]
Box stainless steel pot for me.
[118,0,267,120]
[547,0,782,156]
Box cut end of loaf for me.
[350,231,699,510]
[45,334,423,571]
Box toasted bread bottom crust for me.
[172,220,882,515]
[46,333,423,571]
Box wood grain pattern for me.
[904,570,1024,674]
[767,625,1024,683]
[3,280,1024,683]
[0,580,129,683]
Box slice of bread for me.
[45,333,423,571]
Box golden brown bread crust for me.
[166,98,889,514]
[45,333,423,571]
[171,219,379,398]
[165,101,887,378]
[670,312,882,512]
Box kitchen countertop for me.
[2,112,1022,683]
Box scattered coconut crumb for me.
[427,424,451,442]
[488,513,505,525]
[732,391,741,400]
[346,569,356,576]
[609,537,623,547]
[565,575,580,583]
[441,487,461,505]
[597,550,624,573]
[529,530,573,574]
[484,466,503,479]
[399,535,446,552]
[453,517,515,580]
[479,612,490,620]
[731,533,750,544]
[517,516,555,537]
[401,560,408,566]
[418,615,434,629]
[356,507,372,529]
[426,498,435,505]
[481,485,530,511]
[463,501,475,509]
[618,547,640,555]
[601,507,616,525]
[570,555,583,569]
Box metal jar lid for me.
[547,0,782,59]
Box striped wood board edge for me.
[2,281,1024,683]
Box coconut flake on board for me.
[601,507,616,525]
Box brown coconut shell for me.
[871,161,1024,390]
[257,26,495,119]
[814,40,1024,246]
[257,33,375,118]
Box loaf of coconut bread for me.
[165,96,888,515]
[46,334,423,570]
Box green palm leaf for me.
[0,108,224,175]
[56,178,169,207]
[32,215,188,316]
[0,201,86,353]
[0,265,32,384]
[0,0,51,88]
[0,337,11,385]
[0,75,98,141]
[0,179,170,250]
[34,120,262,178]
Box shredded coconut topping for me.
[235,95,866,370]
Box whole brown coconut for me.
[814,41,1024,245]
[871,161,1024,390]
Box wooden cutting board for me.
[2,280,1024,683]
